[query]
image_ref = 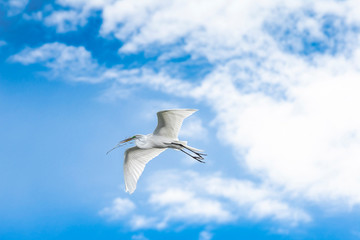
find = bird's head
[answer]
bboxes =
[106,135,138,154]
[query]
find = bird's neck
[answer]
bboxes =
[135,134,151,149]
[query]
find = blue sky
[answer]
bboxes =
[2,0,360,239]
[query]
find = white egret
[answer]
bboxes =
[107,109,206,194]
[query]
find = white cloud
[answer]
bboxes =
[129,215,163,230]
[40,0,111,33]
[199,230,213,240]
[192,54,360,206]
[201,173,311,225]
[131,233,149,240]
[8,42,200,88]
[23,11,43,21]
[56,0,109,9]
[97,83,133,102]
[44,10,87,33]
[9,42,106,83]
[97,0,360,58]
[0,40,6,47]
[147,170,309,227]
[2,0,29,16]
[179,117,208,140]
[102,67,194,95]
[149,188,232,224]
[99,197,135,220]
[100,170,309,230]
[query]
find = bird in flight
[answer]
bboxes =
[107,109,206,194]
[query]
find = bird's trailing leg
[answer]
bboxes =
[179,149,205,163]
[170,142,206,163]
[175,143,207,157]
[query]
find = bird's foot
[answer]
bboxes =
[193,154,205,163]
[194,157,205,163]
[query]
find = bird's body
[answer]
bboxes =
[132,133,201,151]
[133,134,171,149]
[107,109,206,194]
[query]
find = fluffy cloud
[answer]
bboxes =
[179,117,208,140]
[149,188,232,224]
[8,42,198,88]
[9,42,105,83]
[199,230,213,240]
[2,0,28,16]
[41,0,111,33]
[44,10,88,33]
[99,197,135,220]
[97,0,360,58]
[100,171,310,230]
[131,233,149,240]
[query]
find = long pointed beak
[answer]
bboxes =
[106,137,134,155]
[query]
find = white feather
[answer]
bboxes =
[153,109,197,139]
[124,147,165,194]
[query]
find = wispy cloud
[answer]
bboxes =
[39,0,110,33]
[149,188,232,224]
[129,215,163,230]
[199,230,213,240]
[44,10,87,33]
[131,233,149,240]
[100,170,310,229]
[2,0,28,16]
[99,197,135,220]
[0,40,6,47]
[179,117,208,140]
[9,42,106,83]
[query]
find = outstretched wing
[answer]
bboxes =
[153,109,197,139]
[124,147,166,194]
